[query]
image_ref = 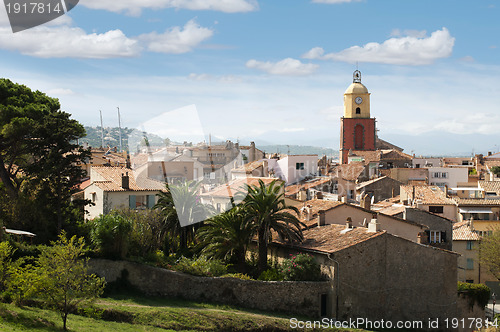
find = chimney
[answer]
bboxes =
[346,217,353,229]
[360,194,371,210]
[488,151,492,156]
[367,217,380,233]
[317,210,326,226]
[417,232,428,244]
[412,186,416,205]
[121,172,130,190]
[444,185,449,197]
[304,205,312,221]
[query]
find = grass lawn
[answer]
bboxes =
[0,293,361,331]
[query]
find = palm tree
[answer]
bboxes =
[197,206,254,271]
[154,180,209,252]
[242,179,304,273]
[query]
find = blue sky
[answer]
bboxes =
[0,0,499,155]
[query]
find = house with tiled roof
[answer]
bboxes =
[400,184,458,221]
[356,176,401,203]
[292,199,427,243]
[265,221,458,324]
[266,155,319,185]
[231,160,268,179]
[452,220,498,288]
[83,166,166,219]
[284,177,334,200]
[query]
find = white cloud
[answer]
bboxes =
[246,58,319,76]
[0,26,140,58]
[390,29,427,38]
[302,28,455,65]
[80,0,259,15]
[311,0,360,3]
[0,17,212,58]
[139,20,213,54]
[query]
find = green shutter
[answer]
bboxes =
[129,195,136,209]
[147,195,155,208]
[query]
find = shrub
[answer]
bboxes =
[174,256,227,277]
[457,282,491,308]
[258,268,284,281]
[280,253,323,281]
[221,273,253,280]
[90,212,132,259]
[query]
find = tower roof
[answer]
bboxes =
[345,82,368,94]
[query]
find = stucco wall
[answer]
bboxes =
[88,259,331,318]
[357,176,401,203]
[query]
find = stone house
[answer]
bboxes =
[290,199,427,243]
[267,221,458,325]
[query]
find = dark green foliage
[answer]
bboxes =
[491,166,500,176]
[242,179,304,273]
[458,282,491,308]
[258,268,284,281]
[90,212,133,259]
[0,78,90,241]
[479,228,500,280]
[197,207,254,269]
[280,253,323,281]
[174,256,227,277]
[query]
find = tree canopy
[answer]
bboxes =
[0,78,90,239]
[479,228,500,280]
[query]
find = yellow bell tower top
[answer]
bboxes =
[343,70,371,118]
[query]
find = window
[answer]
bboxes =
[355,107,361,114]
[441,172,448,178]
[91,192,96,202]
[296,162,304,170]
[433,172,441,178]
[429,231,441,243]
[466,258,474,270]
[466,279,474,283]
[429,206,444,214]
[129,195,156,209]
[415,164,420,168]
[466,241,473,250]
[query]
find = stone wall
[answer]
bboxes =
[88,259,331,318]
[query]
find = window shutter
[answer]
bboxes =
[147,195,155,208]
[441,231,446,243]
[425,230,430,243]
[129,195,136,209]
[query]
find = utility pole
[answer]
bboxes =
[117,107,122,152]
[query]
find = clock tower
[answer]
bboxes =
[339,70,376,164]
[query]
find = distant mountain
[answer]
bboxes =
[81,126,166,149]
[258,145,338,157]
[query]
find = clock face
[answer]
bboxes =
[355,96,363,105]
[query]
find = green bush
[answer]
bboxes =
[458,282,491,308]
[280,253,323,281]
[90,213,132,259]
[221,273,253,280]
[174,256,227,277]
[258,268,284,281]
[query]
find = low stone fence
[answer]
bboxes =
[88,259,331,318]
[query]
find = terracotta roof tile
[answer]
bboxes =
[91,166,165,192]
[377,204,406,216]
[452,221,481,241]
[274,224,385,254]
[333,162,366,181]
[401,185,456,205]
[452,197,500,206]
[285,177,332,196]
[478,181,500,195]
[200,177,281,199]
[233,160,265,173]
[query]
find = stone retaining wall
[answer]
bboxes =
[88,259,331,318]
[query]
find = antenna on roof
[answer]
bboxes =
[117,107,122,153]
[99,110,104,148]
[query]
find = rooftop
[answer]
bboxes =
[452,221,481,241]
[400,184,456,205]
[200,177,281,199]
[90,166,166,192]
